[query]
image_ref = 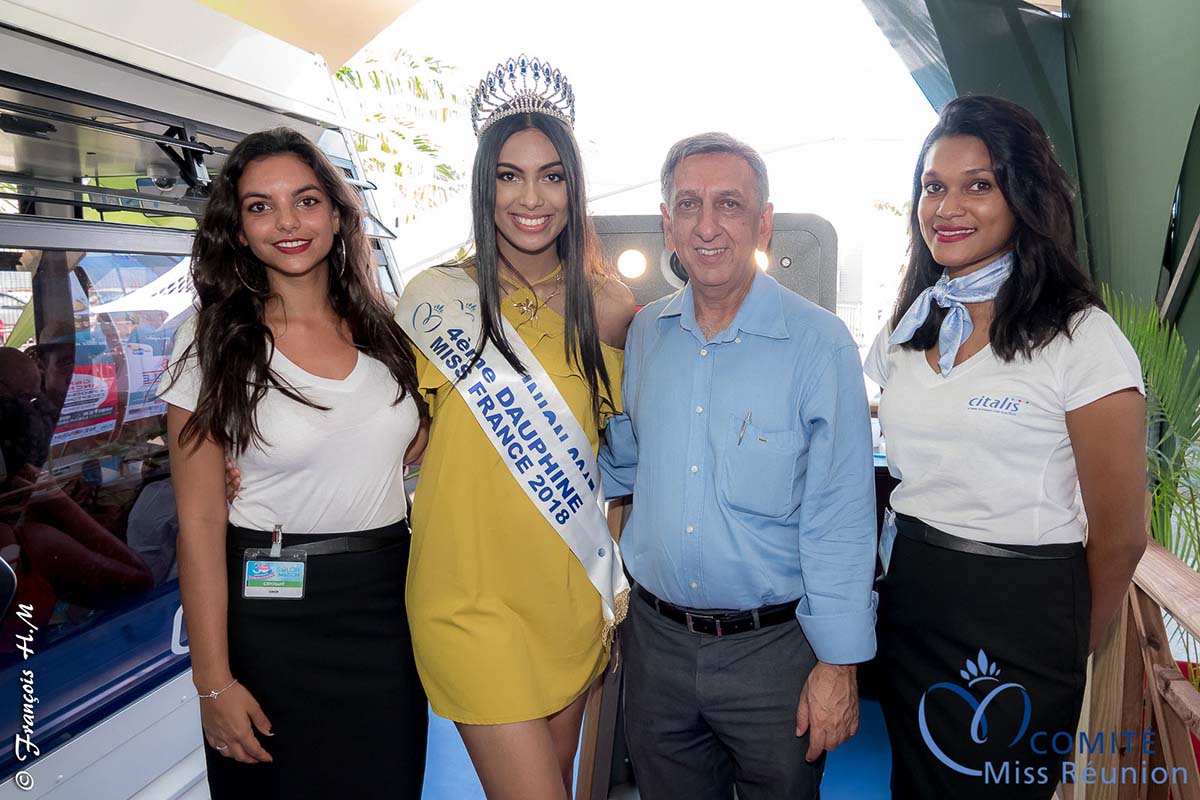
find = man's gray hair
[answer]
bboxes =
[660,132,770,209]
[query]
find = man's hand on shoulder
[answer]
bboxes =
[795,661,859,761]
[594,278,636,349]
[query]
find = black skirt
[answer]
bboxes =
[204,523,427,800]
[877,514,1090,800]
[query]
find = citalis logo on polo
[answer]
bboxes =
[967,395,1027,415]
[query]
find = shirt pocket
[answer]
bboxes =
[720,413,801,518]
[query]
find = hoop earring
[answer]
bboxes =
[336,235,347,279]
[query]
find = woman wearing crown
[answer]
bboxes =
[865,95,1148,798]
[396,56,635,799]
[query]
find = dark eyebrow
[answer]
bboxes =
[922,167,994,180]
[239,184,323,202]
[717,190,747,200]
[496,161,564,172]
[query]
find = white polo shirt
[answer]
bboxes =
[159,317,417,534]
[865,307,1143,546]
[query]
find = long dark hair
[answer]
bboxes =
[467,112,612,418]
[174,127,418,452]
[890,95,1102,361]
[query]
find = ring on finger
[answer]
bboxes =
[215,744,229,752]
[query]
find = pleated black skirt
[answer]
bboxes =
[877,514,1090,800]
[204,525,427,800]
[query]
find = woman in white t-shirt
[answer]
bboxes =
[159,129,426,799]
[865,96,1147,799]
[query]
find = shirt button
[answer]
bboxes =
[690,465,699,473]
[700,348,708,357]
[695,405,704,414]
[735,337,742,344]
[690,581,698,589]
[686,525,695,534]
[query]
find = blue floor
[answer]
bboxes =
[419,699,891,799]
[821,699,892,800]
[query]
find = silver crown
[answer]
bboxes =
[470,55,575,138]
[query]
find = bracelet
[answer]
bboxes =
[198,678,238,700]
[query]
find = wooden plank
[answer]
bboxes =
[1132,539,1200,643]
[580,499,633,800]
[1146,733,1169,800]
[1082,599,1130,800]
[587,657,625,800]
[1160,211,1200,324]
[1152,664,1200,736]
[1119,594,1149,800]
[575,676,605,800]
[1130,586,1200,798]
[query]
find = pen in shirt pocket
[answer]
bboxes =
[737,411,752,446]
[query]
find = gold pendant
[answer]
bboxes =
[514,297,539,319]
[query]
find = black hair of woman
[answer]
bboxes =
[465,112,613,418]
[175,126,419,453]
[891,94,1103,361]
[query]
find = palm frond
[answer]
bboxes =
[1103,285,1200,565]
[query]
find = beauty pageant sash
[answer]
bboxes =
[398,267,629,645]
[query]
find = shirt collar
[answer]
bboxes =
[656,270,788,341]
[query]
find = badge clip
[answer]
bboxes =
[269,524,283,558]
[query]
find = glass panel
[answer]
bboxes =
[363,210,397,239]
[0,246,192,780]
[0,86,237,230]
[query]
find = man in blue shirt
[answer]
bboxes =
[601,132,877,800]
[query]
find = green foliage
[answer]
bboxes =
[333,48,466,226]
[1104,285,1200,685]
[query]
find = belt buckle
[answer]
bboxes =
[685,612,723,637]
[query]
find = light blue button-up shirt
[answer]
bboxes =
[600,271,877,664]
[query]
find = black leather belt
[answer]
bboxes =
[894,513,1084,560]
[227,520,410,557]
[634,584,799,637]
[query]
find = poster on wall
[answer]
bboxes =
[51,363,118,445]
[122,341,169,422]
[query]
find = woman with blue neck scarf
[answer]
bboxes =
[865,95,1147,799]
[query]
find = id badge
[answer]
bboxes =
[879,508,898,576]
[242,549,307,599]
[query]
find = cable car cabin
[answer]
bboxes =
[0,5,398,796]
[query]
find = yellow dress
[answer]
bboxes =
[406,266,623,724]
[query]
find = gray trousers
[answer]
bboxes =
[622,592,825,800]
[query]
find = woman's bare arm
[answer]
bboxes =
[594,278,636,349]
[1067,388,1147,651]
[168,405,273,763]
[168,404,232,689]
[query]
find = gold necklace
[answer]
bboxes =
[508,269,563,321]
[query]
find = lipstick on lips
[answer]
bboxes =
[933,225,976,244]
[511,213,551,234]
[273,238,313,255]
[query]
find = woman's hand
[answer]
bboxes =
[224,457,241,503]
[404,417,430,466]
[199,681,274,764]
